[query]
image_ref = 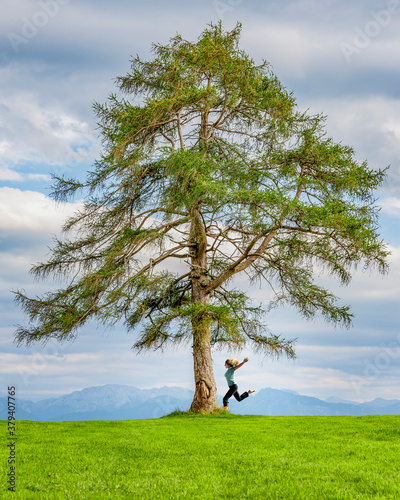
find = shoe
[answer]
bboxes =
[224,406,228,410]
[248,390,256,395]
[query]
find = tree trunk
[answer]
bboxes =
[190,319,219,412]
[189,206,219,412]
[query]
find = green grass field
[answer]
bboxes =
[2,413,400,499]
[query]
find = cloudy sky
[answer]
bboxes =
[1,0,400,405]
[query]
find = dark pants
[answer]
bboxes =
[223,384,249,407]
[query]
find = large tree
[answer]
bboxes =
[14,23,388,412]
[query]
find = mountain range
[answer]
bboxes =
[1,385,400,421]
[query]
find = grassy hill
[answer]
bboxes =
[1,413,400,499]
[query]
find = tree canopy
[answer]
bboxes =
[14,22,389,412]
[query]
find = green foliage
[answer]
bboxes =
[14,22,388,359]
[1,417,400,499]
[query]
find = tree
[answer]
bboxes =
[14,22,389,412]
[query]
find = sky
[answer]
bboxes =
[1,0,400,404]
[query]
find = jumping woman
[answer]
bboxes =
[223,357,256,410]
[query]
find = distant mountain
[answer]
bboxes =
[1,385,399,421]
[0,385,194,422]
[226,388,364,416]
[226,388,400,417]
[324,396,361,405]
[363,398,400,408]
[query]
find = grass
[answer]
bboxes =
[2,413,400,499]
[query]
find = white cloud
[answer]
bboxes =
[0,187,83,233]
[240,1,400,74]
[0,166,23,181]
[306,96,400,167]
[0,169,52,183]
[0,95,96,168]
[243,21,339,79]
[0,253,34,282]
[381,196,400,216]
[26,173,52,182]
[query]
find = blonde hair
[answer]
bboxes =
[226,358,240,367]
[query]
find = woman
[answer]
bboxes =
[223,357,256,410]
